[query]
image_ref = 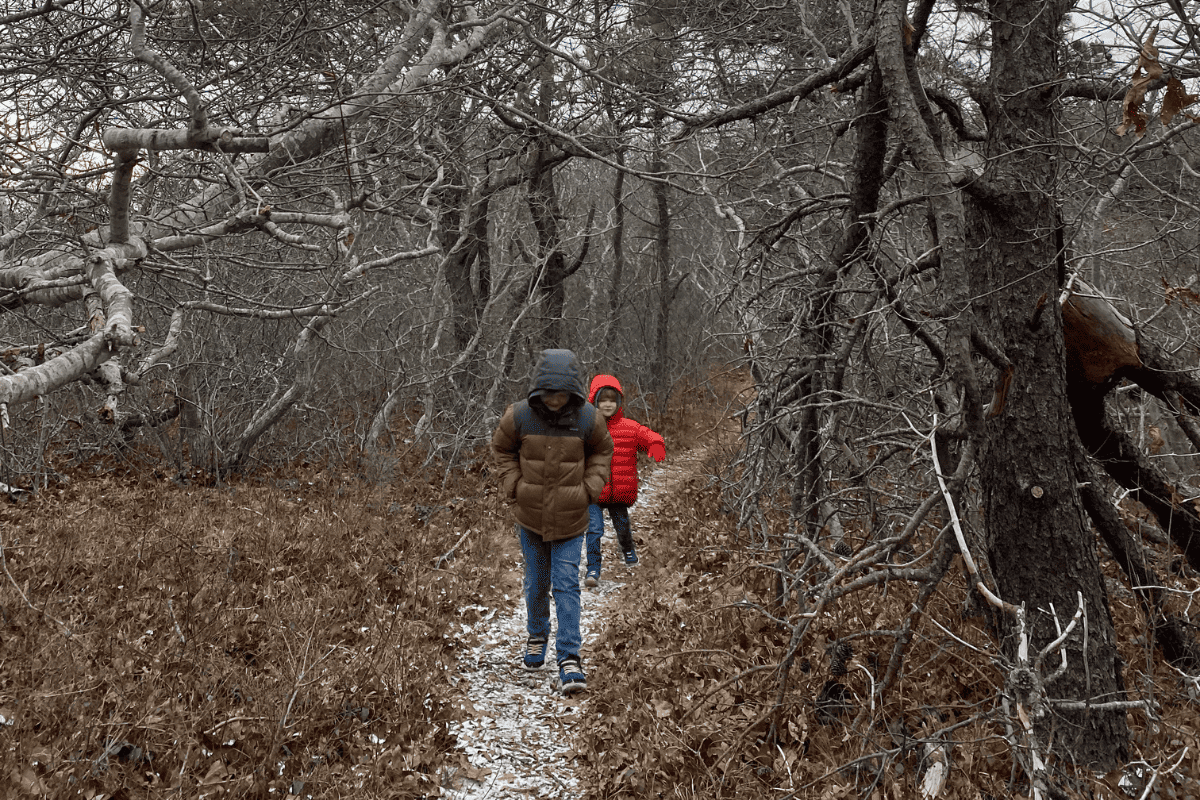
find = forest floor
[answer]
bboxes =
[3,383,1200,798]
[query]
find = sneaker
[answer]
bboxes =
[624,550,639,565]
[559,656,587,695]
[584,570,599,588]
[522,637,548,671]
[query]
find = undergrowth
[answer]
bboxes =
[572,445,1200,799]
[0,446,510,798]
[3,369,1199,799]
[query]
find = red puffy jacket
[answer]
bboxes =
[588,375,666,505]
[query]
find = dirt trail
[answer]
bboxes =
[441,451,700,799]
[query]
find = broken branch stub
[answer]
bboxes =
[1061,281,1141,389]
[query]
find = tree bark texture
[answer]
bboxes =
[966,0,1128,767]
[527,145,569,349]
[1077,457,1200,671]
[1060,281,1200,577]
[443,187,492,352]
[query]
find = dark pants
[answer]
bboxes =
[586,502,633,573]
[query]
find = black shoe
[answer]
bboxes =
[624,550,639,565]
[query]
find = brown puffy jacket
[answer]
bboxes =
[491,349,614,541]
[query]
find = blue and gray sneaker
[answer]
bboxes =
[623,549,639,565]
[584,569,600,588]
[559,656,587,695]
[522,637,548,671]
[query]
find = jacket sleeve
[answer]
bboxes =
[490,405,522,502]
[638,423,666,462]
[583,416,614,503]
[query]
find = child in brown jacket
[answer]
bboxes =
[491,349,613,694]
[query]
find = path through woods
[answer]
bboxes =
[442,450,703,799]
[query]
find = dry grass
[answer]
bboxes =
[0,448,511,798]
[2,373,1199,799]
[572,467,1200,798]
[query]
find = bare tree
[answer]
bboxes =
[675,0,1200,783]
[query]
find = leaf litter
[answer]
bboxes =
[4,385,1200,798]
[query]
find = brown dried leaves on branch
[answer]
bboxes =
[1162,76,1200,126]
[1162,276,1200,308]
[1117,29,1200,138]
[1117,30,1164,138]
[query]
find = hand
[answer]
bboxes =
[647,443,665,463]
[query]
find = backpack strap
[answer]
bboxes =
[511,400,531,440]
[577,403,598,438]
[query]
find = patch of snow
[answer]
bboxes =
[440,461,687,799]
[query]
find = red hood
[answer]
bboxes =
[588,374,625,422]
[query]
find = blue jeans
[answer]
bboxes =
[586,503,633,573]
[519,525,582,664]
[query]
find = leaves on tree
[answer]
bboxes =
[1116,29,1164,138]
[1161,77,1200,126]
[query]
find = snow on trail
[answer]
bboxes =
[442,454,693,799]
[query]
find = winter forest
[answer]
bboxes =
[3,0,1200,797]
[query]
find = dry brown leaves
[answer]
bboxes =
[569,470,1200,798]
[0,445,512,798]
[3,375,1199,799]
[1117,28,1200,138]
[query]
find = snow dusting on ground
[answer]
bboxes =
[440,456,690,799]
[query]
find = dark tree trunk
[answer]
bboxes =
[525,144,594,352]
[775,65,889,604]
[650,149,671,397]
[526,21,570,350]
[1076,404,1200,570]
[443,190,491,351]
[1076,454,1200,670]
[528,145,569,348]
[1056,272,1200,669]
[178,366,211,470]
[967,0,1127,767]
[1061,284,1200,570]
[604,149,626,355]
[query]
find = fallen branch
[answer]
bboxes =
[0,480,29,500]
[435,527,474,569]
[920,736,949,799]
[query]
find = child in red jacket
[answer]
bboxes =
[584,374,665,586]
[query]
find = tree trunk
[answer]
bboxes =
[1077,455,1200,671]
[966,0,1127,767]
[443,188,491,352]
[1051,278,1200,668]
[775,65,890,604]
[527,148,569,348]
[604,149,627,355]
[177,366,211,471]
[1060,282,1200,572]
[651,149,671,397]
